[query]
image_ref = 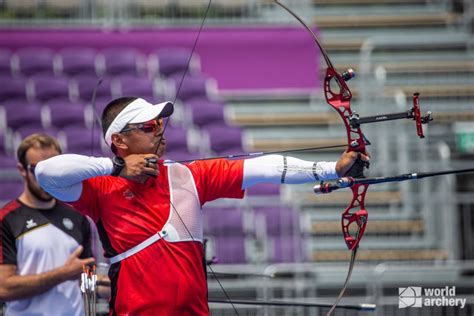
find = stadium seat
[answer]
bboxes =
[0,50,12,76]
[0,76,28,102]
[5,104,43,130]
[56,47,98,76]
[59,126,103,153]
[268,236,303,263]
[162,149,195,162]
[0,180,24,204]
[111,74,160,102]
[11,47,55,77]
[204,123,243,153]
[162,126,189,152]
[0,132,10,155]
[150,47,200,77]
[212,236,246,264]
[168,73,216,102]
[203,207,245,236]
[44,100,88,129]
[27,75,70,102]
[12,127,60,153]
[185,98,225,127]
[246,183,281,196]
[0,154,17,169]
[97,48,145,76]
[252,206,300,236]
[71,75,112,101]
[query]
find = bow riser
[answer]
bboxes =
[342,183,369,250]
[324,68,368,178]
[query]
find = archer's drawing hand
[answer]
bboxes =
[121,154,159,182]
[335,151,370,177]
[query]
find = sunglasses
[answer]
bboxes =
[120,118,164,134]
[26,164,36,175]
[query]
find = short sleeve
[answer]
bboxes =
[188,159,245,205]
[69,178,103,222]
[0,215,17,265]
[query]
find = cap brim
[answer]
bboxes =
[129,101,174,124]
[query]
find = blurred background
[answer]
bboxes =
[0,0,473,315]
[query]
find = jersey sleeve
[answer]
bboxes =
[69,178,105,222]
[188,159,245,205]
[0,214,17,265]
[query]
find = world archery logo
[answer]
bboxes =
[399,287,422,308]
[399,286,466,309]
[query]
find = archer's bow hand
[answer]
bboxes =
[335,150,370,178]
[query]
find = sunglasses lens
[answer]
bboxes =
[142,123,158,133]
[28,164,36,175]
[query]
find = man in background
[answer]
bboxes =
[0,133,95,316]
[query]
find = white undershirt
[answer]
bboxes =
[35,154,338,202]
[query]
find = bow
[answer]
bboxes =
[148,0,436,314]
[273,2,367,313]
[273,1,433,314]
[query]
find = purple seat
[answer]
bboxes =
[205,124,243,153]
[12,48,55,76]
[0,50,12,75]
[0,76,27,102]
[72,75,112,101]
[162,150,195,162]
[0,132,12,156]
[28,75,70,102]
[163,127,188,152]
[0,181,24,203]
[74,146,111,157]
[57,47,98,76]
[91,96,113,119]
[99,48,144,76]
[45,100,87,128]
[213,236,246,264]
[152,48,200,77]
[60,126,102,153]
[0,154,17,169]
[246,183,281,196]
[212,147,249,161]
[168,73,213,102]
[186,98,225,127]
[112,75,161,103]
[5,104,43,130]
[203,207,245,236]
[253,206,300,236]
[13,127,59,141]
[269,236,303,263]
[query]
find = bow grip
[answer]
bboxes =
[346,154,369,178]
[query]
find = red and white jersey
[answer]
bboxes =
[71,159,244,316]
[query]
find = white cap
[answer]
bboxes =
[104,98,174,146]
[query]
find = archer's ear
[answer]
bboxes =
[17,162,27,179]
[111,133,128,151]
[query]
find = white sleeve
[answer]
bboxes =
[242,154,338,189]
[35,154,114,202]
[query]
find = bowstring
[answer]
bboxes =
[152,1,240,315]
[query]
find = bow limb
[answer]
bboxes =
[274,1,370,315]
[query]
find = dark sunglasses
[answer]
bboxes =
[26,164,36,175]
[120,118,164,134]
